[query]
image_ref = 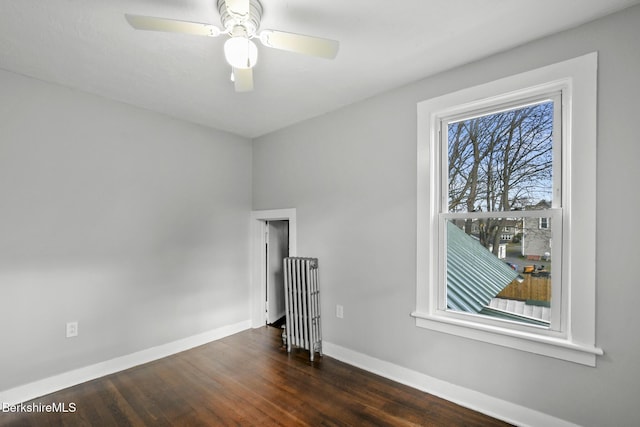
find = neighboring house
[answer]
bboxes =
[492,219,520,259]
[497,219,520,242]
[451,218,519,241]
[521,200,552,260]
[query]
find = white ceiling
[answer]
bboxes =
[1,0,638,138]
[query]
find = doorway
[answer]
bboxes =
[266,220,289,325]
[250,209,297,328]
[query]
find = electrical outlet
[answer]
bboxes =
[66,321,78,338]
[336,304,344,319]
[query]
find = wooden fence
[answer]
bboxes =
[497,273,551,302]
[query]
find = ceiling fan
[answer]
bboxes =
[125,0,339,92]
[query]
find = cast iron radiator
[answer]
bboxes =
[283,257,322,361]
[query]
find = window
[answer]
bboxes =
[443,96,559,328]
[413,53,603,366]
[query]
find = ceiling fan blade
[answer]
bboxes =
[233,67,254,92]
[225,0,250,19]
[259,30,339,59]
[125,14,221,37]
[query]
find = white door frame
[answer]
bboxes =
[250,208,297,328]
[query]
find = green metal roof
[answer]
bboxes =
[446,221,520,313]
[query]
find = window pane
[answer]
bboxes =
[447,101,555,213]
[446,218,552,327]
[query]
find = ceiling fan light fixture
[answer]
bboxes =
[125,0,338,92]
[224,36,258,69]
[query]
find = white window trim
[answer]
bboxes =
[413,53,603,366]
[539,217,549,229]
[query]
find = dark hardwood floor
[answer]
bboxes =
[1,327,512,426]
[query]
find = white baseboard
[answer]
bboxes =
[322,341,579,427]
[0,320,251,406]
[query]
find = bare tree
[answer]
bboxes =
[448,101,554,254]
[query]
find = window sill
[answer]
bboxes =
[411,311,603,366]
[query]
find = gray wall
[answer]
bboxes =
[0,70,252,390]
[253,5,640,427]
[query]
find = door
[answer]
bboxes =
[266,220,289,324]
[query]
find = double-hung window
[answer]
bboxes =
[413,53,603,366]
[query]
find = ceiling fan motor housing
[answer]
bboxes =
[217,0,263,36]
